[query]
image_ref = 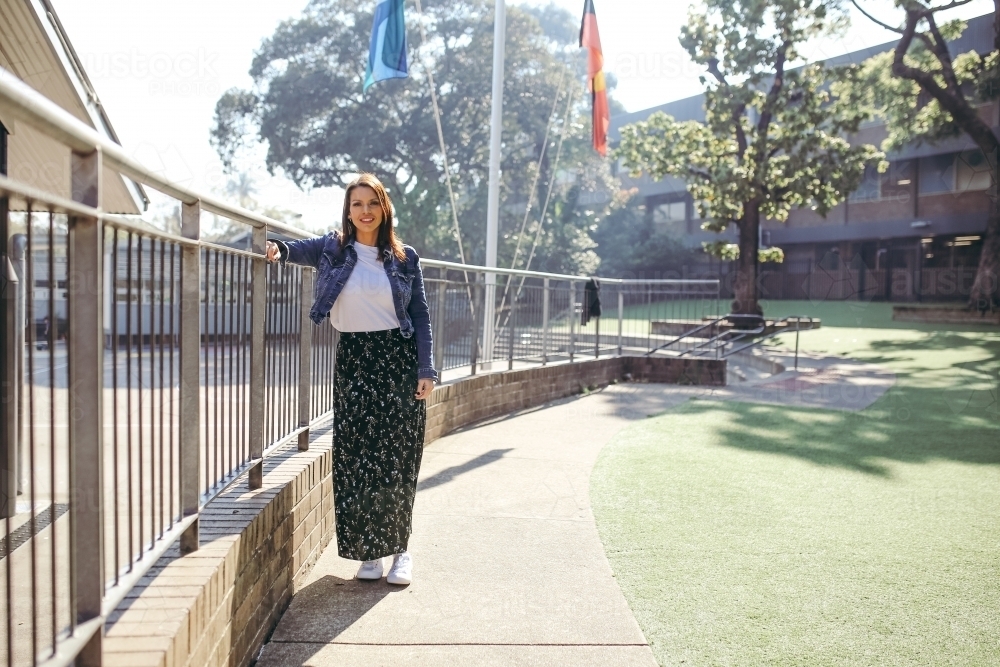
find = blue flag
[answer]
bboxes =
[364,0,408,93]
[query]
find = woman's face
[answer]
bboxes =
[349,185,384,235]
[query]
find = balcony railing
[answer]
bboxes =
[0,67,719,667]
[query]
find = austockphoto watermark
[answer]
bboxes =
[79,49,220,81]
[611,51,706,81]
[78,50,221,98]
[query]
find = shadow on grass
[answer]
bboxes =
[865,330,1000,356]
[680,379,999,477]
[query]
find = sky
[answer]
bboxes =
[51,0,995,230]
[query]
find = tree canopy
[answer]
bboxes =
[844,1,1000,309]
[616,0,882,315]
[211,0,625,277]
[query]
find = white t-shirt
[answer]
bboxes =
[328,243,399,333]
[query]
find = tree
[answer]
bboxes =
[846,1,1000,311]
[211,0,618,276]
[591,196,699,278]
[616,0,882,316]
[201,173,305,243]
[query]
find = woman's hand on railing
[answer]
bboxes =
[265,241,281,263]
[415,378,435,401]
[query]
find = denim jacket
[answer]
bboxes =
[273,232,438,382]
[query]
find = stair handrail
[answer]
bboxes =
[681,321,767,358]
[644,315,729,356]
[721,316,817,366]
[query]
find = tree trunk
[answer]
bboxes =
[890,8,1000,310]
[969,171,1000,311]
[732,200,763,315]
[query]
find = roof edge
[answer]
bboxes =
[30,0,150,211]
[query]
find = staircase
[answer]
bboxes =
[646,314,820,361]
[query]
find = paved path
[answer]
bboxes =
[256,352,894,667]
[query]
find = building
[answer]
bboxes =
[1,0,147,212]
[2,0,152,332]
[609,13,997,302]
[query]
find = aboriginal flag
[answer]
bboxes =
[580,0,609,156]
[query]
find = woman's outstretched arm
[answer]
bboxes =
[266,233,334,268]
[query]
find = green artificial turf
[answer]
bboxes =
[591,322,1000,666]
[759,299,1000,332]
[615,298,998,340]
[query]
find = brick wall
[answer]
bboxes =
[103,438,335,667]
[104,356,724,667]
[425,356,726,443]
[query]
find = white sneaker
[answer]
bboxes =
[386,552,412,585]
[356,558,384,580]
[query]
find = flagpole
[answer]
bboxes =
[481,0,505,370]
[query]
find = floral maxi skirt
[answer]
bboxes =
[333,328,426,561]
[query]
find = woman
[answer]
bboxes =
[266,173,436,585]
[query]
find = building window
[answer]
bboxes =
[850,160,913,203]
[652,201,686,224]
[918,150,991,195]
[849,164,881,202]
[918,153,955,194]
[956,149,992,191]
[882,160,913,201]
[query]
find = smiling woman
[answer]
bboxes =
[265,173,436,586]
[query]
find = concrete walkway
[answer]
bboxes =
[255,352,894,667]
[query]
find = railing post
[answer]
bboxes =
[248,226,267,488]
[10,236,24,496]
[470,276,482,376]
[0,120,18,520]
[507,280,516,371]
[68,148,104,665]
[594,315,600,359]
[297,268,314,451]
[179,201,201,554]
[434,272,447,373]
[617,289,623,356]
[569,281,577,363]
[541,277,550,365]
[0,204,17,519]
[794,318,800,371]
[646,283,652,354]
[481,271,496,370]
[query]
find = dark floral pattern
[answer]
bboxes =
[333,328,426,561]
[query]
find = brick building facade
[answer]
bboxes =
[609,14,998,303]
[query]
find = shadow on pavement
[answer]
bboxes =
[417,448,514,492]
[268,574,396,646]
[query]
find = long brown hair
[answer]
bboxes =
[340,173,406,261]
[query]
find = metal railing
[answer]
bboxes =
[0,67,719,666]
[422,264,721,375]
[647,313,817,367]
